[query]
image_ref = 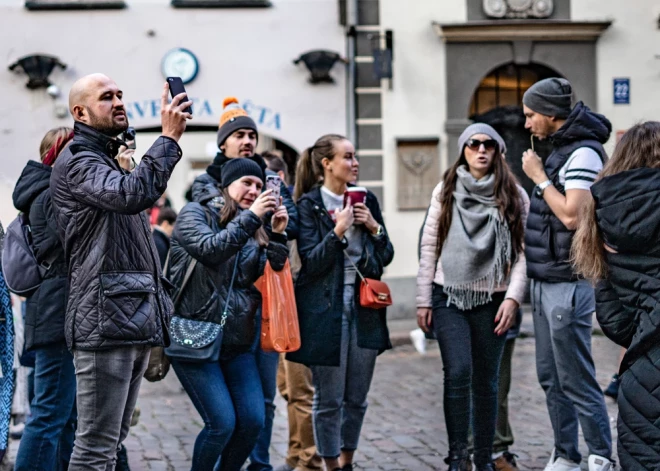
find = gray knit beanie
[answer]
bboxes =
[458,123,507,155]
[522,78,573,119]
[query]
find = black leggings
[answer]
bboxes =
[432,284,507,466]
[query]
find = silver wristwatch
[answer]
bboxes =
[537,180,552,196]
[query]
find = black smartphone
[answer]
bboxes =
[167,77,192,115]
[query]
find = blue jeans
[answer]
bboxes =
[14,343,77,471]
[172,352,265,471]
[311,285,378,459]
[532,280,612,463]
[15,343,76,471]
[432,285,507,466]
[248,349,279,471]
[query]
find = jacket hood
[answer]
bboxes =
[191,173,221,204]
[591,167,660,254]
[551,101,612,147]
[13,160,52,213]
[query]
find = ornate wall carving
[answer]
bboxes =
[483,0,554,19]
[396,138,440,210]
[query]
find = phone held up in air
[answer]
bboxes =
[265,175,282,202]
[167,77,192,115]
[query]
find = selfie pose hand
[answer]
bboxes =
[334,204,354,239]
[160,83,193,142]
[249,189,278,219]
[353,203,380,234]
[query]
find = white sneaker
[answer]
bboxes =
[551,457,581,471]
[409,328,427,354]
[588,454,613,471]
[544,449,556,471]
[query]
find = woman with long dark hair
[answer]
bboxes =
[12,127,77,471]
[287,134,394,471]
[416,123,529,471]
[167,158,289,471]
[572,121,660,470]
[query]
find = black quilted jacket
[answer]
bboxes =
[13,161,67,350]
[168,175,289,349]
[50,122,181,350]
[591,168,660,469]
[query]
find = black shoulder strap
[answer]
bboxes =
[171,208,214,308]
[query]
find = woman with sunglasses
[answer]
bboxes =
[416,123,529,471]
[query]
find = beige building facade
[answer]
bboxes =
[2,0,660,318]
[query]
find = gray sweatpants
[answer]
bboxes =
[531,279,612,463]
[69,345,150,471]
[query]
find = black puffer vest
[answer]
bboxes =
[525,102,611,282]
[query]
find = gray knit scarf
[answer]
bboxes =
[440,166,512,310]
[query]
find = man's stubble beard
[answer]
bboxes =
[88,109,129,137]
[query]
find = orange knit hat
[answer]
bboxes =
[216,96,258,147]
[218,97,249,128]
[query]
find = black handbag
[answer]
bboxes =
[165,254,239,363]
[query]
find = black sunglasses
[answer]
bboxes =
[465,138,498,151]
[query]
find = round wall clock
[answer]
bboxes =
[161,48,199,84]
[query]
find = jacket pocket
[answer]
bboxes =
[99,272,157,341]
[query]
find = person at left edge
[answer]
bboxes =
[50,73,191,471]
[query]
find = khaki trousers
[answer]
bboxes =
[277,357,323,471]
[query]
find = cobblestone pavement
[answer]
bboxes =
[7,335,621,471]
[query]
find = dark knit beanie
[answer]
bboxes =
[217,97,258,147]
[523,78,573,119]
[221,157,264,188]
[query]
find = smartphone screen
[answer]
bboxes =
[167,77,192,114]
[265,175,281,201]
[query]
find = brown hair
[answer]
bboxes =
[572,121,660,281]
[435,145,524,264]
[293,134,347,201]
[219,187,269,247]
[40,126,74,163]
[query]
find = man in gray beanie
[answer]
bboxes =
[521,78,614,471]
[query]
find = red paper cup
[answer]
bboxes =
[344,187,367,207]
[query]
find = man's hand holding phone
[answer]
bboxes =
[160,81,193,142]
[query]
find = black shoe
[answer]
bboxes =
[475,464,495,471]
[445,451,470,471]
[116,444,131,471]
[604,373,619,399]
[341,464,355,471]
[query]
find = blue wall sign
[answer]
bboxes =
[125,98,282,130]
[613,78,630,105]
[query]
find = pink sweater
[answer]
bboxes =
[416,181,530,308]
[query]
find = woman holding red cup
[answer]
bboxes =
[288,134,394,471]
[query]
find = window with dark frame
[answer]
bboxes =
[24,0,272,9]
[25,0,126,10]
[170,0,271,7]
[469,62,558,117]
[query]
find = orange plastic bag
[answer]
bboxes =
[254,259,301,353]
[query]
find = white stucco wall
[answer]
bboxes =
[0,0,346,225]
[379,0,465,279]
[572,0,660,148]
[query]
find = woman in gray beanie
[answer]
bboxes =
[416,123,529,471]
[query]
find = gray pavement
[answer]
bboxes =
[5,322,621,471]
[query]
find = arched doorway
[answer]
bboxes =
[468,62,560,194]
[132,125,299,210]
